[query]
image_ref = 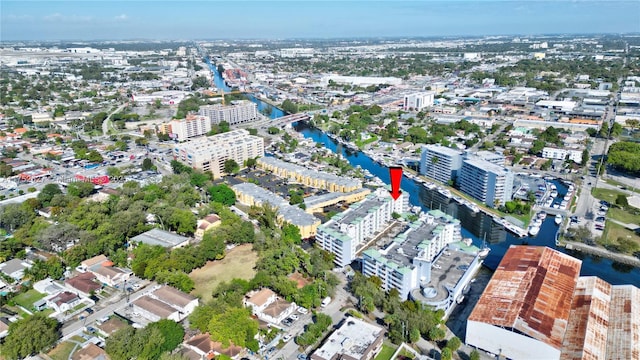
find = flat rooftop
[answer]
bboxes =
[259,156,361,189]
[423,144,463,158]
[462,157,509,175]
[413,249,478,304]
[130,228,189,248]
[312,317,385,360]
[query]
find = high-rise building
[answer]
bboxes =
[419,145,464,184]
[172,129,264,178]
[198,100,259,126]
[315,188,409,268]
[162,115,211,141]
[459,158,514,207]
[361,210,463,299]
[403,92,435,111]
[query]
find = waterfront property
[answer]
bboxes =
[172,129,264,178]
[232,182,320,238]
[459,157,514,208]
[256,156,362,193]
[466,245,640,360]
[315,188,409,267]
[419,145,463,184]
[198,100,259,125]
[160,114,211,141]
[303,188,371,213]
[361,209,463,299]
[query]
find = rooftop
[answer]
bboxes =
[247,288,276,307]
[312,317,385,360]
[152,285,197,308]
[462,157,510,175]
[130,228,189,248]
[133,295,178,318]
[423,144,463,158]
[468,246,581,350]
[258,156,361,189]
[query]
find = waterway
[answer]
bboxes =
[205,56,640,286]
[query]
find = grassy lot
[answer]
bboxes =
[592,188,626,203]
[48,341,78,360]
[375,344,397,360]
[13,289,46,310]
[598,221,640,255]
[608,207,640,225]
[189,244,258,302]
[604,178,639,193]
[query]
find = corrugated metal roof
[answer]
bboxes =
[561,276,611,360]
[468,245,581,350]
[606,285,640,360]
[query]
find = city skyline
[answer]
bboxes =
[2,1,639,41]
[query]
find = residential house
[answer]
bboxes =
[195,214,221,239]
[65,272,102,297]
[71,343,110,360]
[132,296,181,322]
[0,258,32,281]
[184,333,243,359]
[243,288,297,325]
[0,318,11,339]
[46,291,81,313]
[91,264,131,287]
[151,285,199,316]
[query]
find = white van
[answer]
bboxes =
[321,296,332,307]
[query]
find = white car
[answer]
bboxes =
[289,314,299,321]
[297,307,308,314]
[282,334,292,342]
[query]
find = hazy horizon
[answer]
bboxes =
[2,1,639,42]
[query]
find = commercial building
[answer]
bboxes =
[542,147,583,164]
[466,245,640,360]
[459,157,514,207]
[419,145,463,184]
[311,317,385,360]
[198,100,259,125]
[232,182,320,238]
[361,210,464,299]
[315,188,409,267]
[403,92,435,111]
[161,115,211,141]
[257,157,362,193]
[173,129,264,178]
[279,48,314,58]
[130,228,190,249]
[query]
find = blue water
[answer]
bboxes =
[204,55,640,287]
[205,57,285,119]
[292,122,640,287]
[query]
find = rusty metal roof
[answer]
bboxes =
[468,245,581,350]
[606,285,640,360]
[561,276,611,360]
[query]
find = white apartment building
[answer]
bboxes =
[542,147,583,164]
[315,188,409,268]
[198,100,259,125]
[362,210,462,299]
[403,92,435,111]
[172,129,264,178]
[420,145,464,184]
[279,48,314,58]
[459,158,514,208]
[165,115,211,141]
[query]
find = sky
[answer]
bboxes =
[1,1,639,41]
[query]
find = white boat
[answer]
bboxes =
[550,184,557,190]
[550,190,558,198]
[424,182,437,190]
[437,188,452,198]
[555,214,563,225]
[478,247,490,258]
[563,195,571,201]
[544,198,554,207]
[538,212,547,220]
[528,225,540,236]
[463,238,473,246]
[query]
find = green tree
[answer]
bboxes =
[86,150,103,163]
[599,122,610,138]
[446,336,461,351]
[147,320,185,354]
[470,349,481,360]
[155,270,194,292]
[37,183,62,206]
[208,184,236,205]
[208,307,258,348]
[281,99,298,114]
[581,149,590,166]
[142,158,154,171]
[616,194,629,209]
[67,181,95,197]
[223,159,240,174]
[441,348,452,360]
[0,162,13,177]
[1,314,60,359]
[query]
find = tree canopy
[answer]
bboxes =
[1,314,60,359]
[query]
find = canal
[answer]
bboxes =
[205,56,640,286]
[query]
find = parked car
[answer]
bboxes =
[282,334,292,342]
[297,307,308,314]
[289,314,299,321]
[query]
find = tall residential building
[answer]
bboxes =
[459,157,514,207]
[361,210,463,299]
[419,145,464,184]
[198,100,259,126]
[163,115,211,141]
[315,188,409,268]
[172,129,264,178]
[403,92,435,111]
[467,245,640,360]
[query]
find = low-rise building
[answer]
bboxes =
[311,317,385,360]
[243,288,296,325]
[195,214,222,239]
[0,258,32,281]
[232,182,320,238]
[151,285,199,316]
[132,285,198,322]
[46,291,81,313]
[71,343,109,360]
[132,296,181,322]
[65,272,102,297]
[184,333,243,359]
[542,146,583,164]
[130,228,190,249]
[257,157,362,193]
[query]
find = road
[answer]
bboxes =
[470,120,510,152]
[101,103,128,136]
